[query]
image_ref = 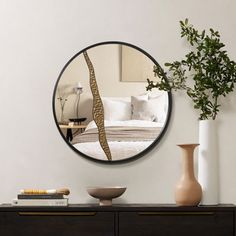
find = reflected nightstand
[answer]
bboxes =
[59,118,87,141]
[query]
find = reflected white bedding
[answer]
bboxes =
[86,120,163,130]
[74,140,153,161]
[73,120,163,161]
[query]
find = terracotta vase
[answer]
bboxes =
[175,144,202,206]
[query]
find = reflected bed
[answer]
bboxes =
[72,120,163,161]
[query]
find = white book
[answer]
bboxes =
[12,198,68,206]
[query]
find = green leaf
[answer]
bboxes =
[201,30,205,39]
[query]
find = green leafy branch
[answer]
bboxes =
[147,19,236,120]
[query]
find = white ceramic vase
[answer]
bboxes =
[198,120,219,205]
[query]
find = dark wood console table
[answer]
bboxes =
[0,204,235,236]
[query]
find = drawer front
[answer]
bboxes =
[119,211,234,236]
[0,211,115,236]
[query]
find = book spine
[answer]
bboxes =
[17,194,64,199]
[12,199,68,206]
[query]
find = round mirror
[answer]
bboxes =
[53,41,172,163]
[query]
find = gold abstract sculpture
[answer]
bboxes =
[83,51,112,161]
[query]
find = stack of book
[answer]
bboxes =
[12,190,69,206]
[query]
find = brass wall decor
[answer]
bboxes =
[52,41,172,164]
[83,51,112,161]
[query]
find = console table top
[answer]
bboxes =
[0,204,235,212]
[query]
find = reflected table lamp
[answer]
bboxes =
[69,82,86,124]
[74,82,83,120]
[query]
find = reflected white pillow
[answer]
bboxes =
[130,95,148,115]
[131,95,154,121]
[102,98,131,121]
[148,93,168,123]
[131,94,167,122]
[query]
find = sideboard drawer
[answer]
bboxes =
[119,211,234,236]
[0,211,115,236]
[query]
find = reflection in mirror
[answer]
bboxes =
[53,42,172,163]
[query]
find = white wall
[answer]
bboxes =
[0,0,236,204]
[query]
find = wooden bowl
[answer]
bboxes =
[87,186,126,206]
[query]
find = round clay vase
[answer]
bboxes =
[175,144,202,206]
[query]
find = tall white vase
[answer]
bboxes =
[198,120,219,205]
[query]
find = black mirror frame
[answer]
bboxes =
[52,41,172,164]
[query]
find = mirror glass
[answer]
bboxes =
[53,42,172,163]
